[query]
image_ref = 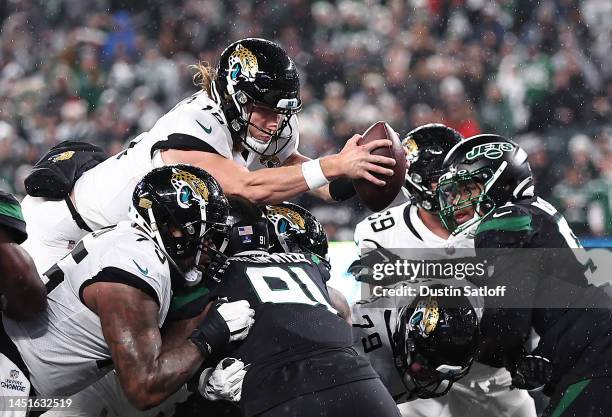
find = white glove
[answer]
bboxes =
[217,299,255,342]
[198,358,247,402]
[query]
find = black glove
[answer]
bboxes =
[510,354,553,390]
[329,178,356,201]
[188,300,254,357]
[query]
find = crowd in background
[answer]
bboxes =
[0,0,610,239]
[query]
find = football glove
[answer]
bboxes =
[189,300,255,356]
[510,354,553,391]
[198,358,247,402]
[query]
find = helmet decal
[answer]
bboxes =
[267,206,306,229]
[403,137,419,163]
[228,44,259,84]
[466,142,514,160]
[138,197,153,209]
[50,150,75,162]
[170,168,209,208]
[409,297,440,337]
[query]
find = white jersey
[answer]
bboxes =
[73,90,299,230]
[352,203,535,417]
[3,221,172,397]
[354,201,475,254]
[351,278,484,403]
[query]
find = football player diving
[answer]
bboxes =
[20,37,392,417]
[194,197,401,417]
[0,192,46,417]
[352,124,537,417]
[3,166,255,413]
[437,134,612,417]
[22,37,395,275]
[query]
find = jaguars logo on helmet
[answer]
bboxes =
[170,168,210,208]
[265,202,329,269]
[130,165,229,288]
[409,297,440,337]
[227,44,259,85]
[401,124,463,212]
[213,38,302,156]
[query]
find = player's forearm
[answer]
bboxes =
[130,341,206,410]
[282,152,335,202]
[0,243,46,319]
[237,155,341,204]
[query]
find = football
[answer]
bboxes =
[352,121,407,212]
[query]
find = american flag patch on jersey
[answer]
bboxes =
[238,226,253,235]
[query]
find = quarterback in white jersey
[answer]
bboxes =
[352,124,536,417]
[5,166,255,414]
[22,38,395,275]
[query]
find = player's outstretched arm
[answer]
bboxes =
[83,282,254,410]
[0,228,46,320]
[161,135,395,204]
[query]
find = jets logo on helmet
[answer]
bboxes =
[466,142,514,160]
[438,134,533,235]
[227,44,259,85]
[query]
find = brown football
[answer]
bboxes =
[352,121,407,212]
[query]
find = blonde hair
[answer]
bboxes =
[191,61,217,96]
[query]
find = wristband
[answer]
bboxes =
[329,178,357,201]
[301,159,330,190]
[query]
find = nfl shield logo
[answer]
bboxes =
[10,369,19,379]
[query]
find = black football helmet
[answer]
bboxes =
[393,287,480,398]
[402,124,463,212]
[213,38,302,156]
[265,202,330,269]
[437,134,533,234]
[129,165,229,288]
[224,196,270,256]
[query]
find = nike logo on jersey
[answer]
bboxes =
[492,211,513,218]
[196,120,212,134]
[132,260,149,277]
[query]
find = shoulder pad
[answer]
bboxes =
[153,104,232,159]
[475,205,534,249]
[476,204,533,235]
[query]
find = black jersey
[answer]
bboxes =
[209,252,378,417]
[474,197,612,393]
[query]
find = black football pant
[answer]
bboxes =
[255,377,401,417]
[543,377,612,417]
